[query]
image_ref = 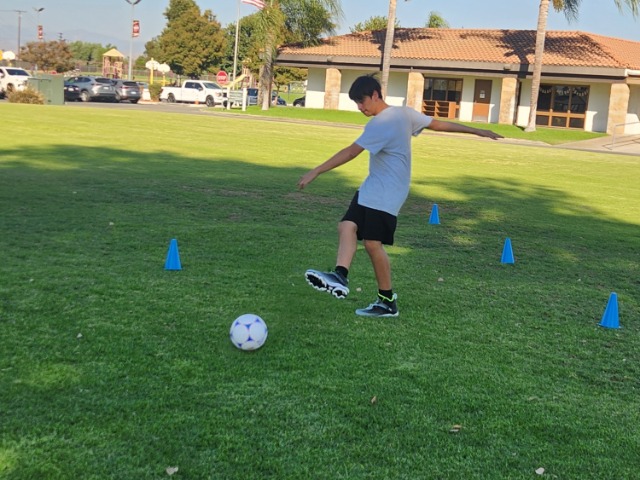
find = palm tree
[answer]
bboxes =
[381,0,416,98]
[380,0,397,99]
[525,0,639,132]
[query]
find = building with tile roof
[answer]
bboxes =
[277,29,640,134]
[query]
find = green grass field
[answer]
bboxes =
[220,105,606,145]
[1,104,639,479]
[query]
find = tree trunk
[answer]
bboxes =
[525,0,550,132]
[380,0,397,99]
[260,43,273,110]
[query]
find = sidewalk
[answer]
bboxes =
[559,134,640,156]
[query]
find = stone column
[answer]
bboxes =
[323,68,341,110]
[499,77,517,125]
[406,71,425,112]
[607,83,630,135]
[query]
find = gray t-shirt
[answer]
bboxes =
[354,106,433,216]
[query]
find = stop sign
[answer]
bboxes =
[216,71,229,85]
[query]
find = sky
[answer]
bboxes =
[1,0,639,58]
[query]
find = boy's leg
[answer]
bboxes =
[363,239,391,290]
[304,220,356,299]
[354,238,398,317]
[336,220,358,269]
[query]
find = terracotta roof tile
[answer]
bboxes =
[278,29,640,70]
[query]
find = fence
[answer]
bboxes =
[610,121,640,150]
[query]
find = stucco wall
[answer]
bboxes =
[457,76,502,123]
[306,68,326,109]
[305,67,613,133]
[626,85,640,134]
[307,68,409,111]
[588,83,611,133]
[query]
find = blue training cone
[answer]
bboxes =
[501,237,514,264]
[429,204,440,225]
[599,292,620,329]
[164,238,182,270]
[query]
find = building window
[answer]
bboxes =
[535,84,589,129]
[423,78,462,118]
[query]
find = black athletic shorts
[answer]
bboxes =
[341,191,398,245]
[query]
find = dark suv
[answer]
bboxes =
[246,88,286,106]
[65,76,116,102]
[111,79,141,103]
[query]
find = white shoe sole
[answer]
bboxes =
[304,270,349,299]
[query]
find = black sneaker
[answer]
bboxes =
[304,269,349,299]
[355,294,399,317]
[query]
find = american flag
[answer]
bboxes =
[242,0,266,9]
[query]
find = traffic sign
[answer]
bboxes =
[216,71,229,85]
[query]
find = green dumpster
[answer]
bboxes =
[27,74,64,105]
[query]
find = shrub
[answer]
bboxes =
[8,87,45,104]
[149,83,163,102]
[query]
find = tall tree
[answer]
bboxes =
[380,0,413,98]
[156,0,226,78]
[350,16,398,33]
[525,0,639,132]
[380,0,397,99]
[255,0,341,109]
[221,13,262,77]
[21,40,74,73]
[68,41,116,65]
[426,11,449,28]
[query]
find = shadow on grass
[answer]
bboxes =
[1,143,639,478]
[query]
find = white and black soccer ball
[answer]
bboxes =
[229,314,268,351]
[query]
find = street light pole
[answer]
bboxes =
[33,7,44,41]
[125,0,141,80]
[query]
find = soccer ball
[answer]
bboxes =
[229,314,268,351]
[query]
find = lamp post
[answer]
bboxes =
[125,0,141,80]
[33,7,44,41]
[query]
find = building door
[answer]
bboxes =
[472,80,492,122]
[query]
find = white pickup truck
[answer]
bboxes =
[0,67,32,98]
[159,80,226,106]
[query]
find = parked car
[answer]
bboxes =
[0,67,31,98]
[159,80,226,106]
[293,96,305,107]
[65,76,117,102]
[247,88,258,106]
[272,94,287,106]
[111,79,141,103]
[63,81,80,102]
[246,88,287,106]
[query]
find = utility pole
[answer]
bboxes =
[0,10,27,59]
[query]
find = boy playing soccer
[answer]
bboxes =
[297,75,502,317]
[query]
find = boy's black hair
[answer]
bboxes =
[348,74,382,102]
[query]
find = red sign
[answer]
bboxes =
[37,25,43,40]
[132,20,140,37]
[216,71,229,85]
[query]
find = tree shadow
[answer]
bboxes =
[1,141,639,477]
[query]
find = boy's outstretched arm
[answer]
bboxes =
[427,119,504,140]
[297,143,364,190]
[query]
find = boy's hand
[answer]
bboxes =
[477,129,504,140]
[297,170,318,190]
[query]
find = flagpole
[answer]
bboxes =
[232,0,240,85]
